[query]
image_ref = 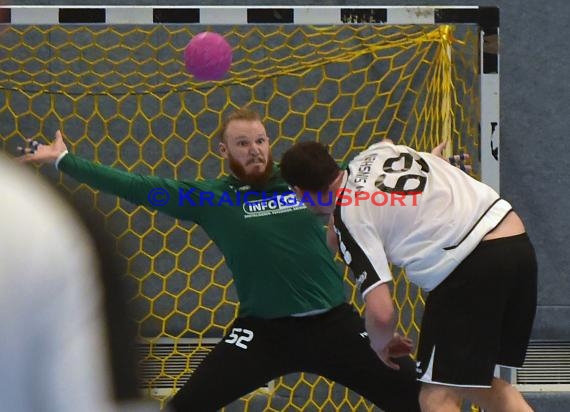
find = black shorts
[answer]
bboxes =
[416,233,537,388]
[170,303,420,412]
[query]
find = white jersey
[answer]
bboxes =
[0,155,115,412]
[333,141,512,293]
[0,156,160,412]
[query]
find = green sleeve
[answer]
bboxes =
[337,160,349,169]
[58,153,208,223]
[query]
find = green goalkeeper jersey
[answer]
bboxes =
[58,153,346,318]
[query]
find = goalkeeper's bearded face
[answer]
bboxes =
[219,119,273,186]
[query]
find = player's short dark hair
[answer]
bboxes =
[280,141,340,192]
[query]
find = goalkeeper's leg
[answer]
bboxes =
[168,317,293,412]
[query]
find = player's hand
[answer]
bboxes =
[18,129,68,164]
[376,333,414,370]
[431,140,472,174]
[386,333,413,357]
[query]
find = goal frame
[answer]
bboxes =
[1,4,501,191]
[0,2,502,399]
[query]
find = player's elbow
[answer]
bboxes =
[364,283,396,328]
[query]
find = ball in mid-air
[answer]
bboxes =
[184,32,232,81]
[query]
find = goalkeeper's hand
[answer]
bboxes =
[431,140,472,174]
[18,129,68,164]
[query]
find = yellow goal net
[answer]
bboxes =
[0,16,481,411]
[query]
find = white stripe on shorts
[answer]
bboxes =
[417,346,492,388]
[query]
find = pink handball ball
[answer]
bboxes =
[184,32,233,81]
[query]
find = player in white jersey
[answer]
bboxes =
[280,140,536,412]
[0,153,157,412]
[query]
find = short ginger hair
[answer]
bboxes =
[219,106,262,143]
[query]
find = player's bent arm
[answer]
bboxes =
[363,283,396,355]
[333,208,396,352]
[429,140,472,174]
[334,207,410,368]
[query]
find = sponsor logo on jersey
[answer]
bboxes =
[243,193,306,218]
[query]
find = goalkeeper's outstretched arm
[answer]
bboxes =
[17,129,207,222]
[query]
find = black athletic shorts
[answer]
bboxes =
[416,233,537,388]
